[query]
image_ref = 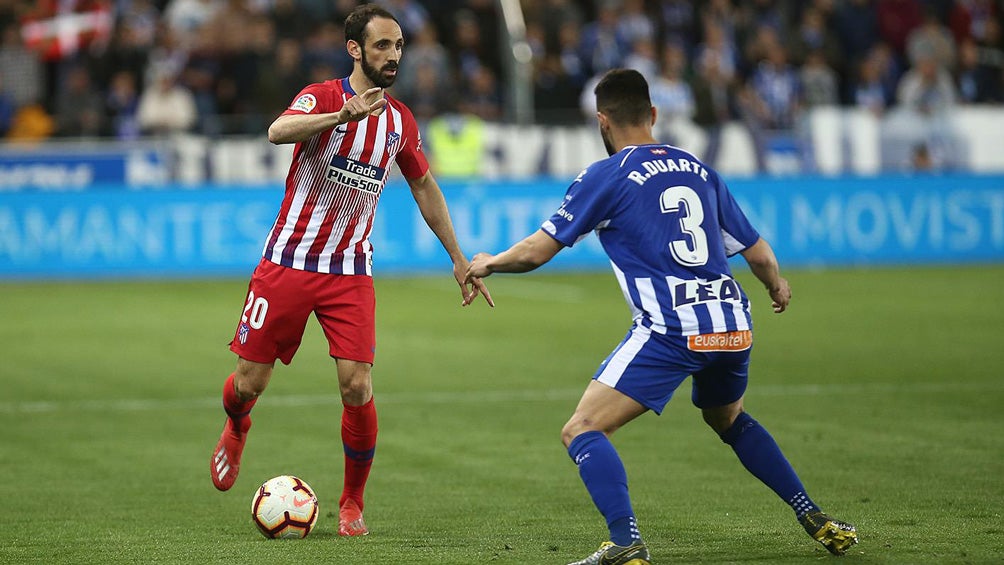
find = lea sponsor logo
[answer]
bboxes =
[672,277,742,308]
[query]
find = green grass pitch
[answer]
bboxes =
[2,265,1003,564]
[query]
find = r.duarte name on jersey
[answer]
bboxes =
[671,276,743,309]
[327,155,386,194]
[627,155,709,186]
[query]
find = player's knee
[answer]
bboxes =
[235,380,266,400]
[701,409,733,434]
[339,380,371,405]
[560,416,601,448]
[560,423,577,448]
[337,364,372,405]
[702,400,744,435]
[717,411,758,445]
[235,359,273,399]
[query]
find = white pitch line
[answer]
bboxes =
[0,381,1001,415]
[0,388,583,415]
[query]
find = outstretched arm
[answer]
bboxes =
[267,87,387,145]
[407,170,493,307]
[465,229,564,280]
[740,238,791,313]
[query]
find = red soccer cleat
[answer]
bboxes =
[338,499,369,536]
[210,416,251,491]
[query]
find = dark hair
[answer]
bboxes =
[594,69,652,126]
[344,4,399,45]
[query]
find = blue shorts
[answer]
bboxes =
[593,325,751,414]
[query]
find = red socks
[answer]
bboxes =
[222,373,376,510]
[222,373,256,431]
[340,397,378,510]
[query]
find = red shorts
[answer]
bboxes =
[229,259,376,365]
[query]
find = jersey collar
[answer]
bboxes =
[341,77,355,96]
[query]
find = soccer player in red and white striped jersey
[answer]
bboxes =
[210,4,493,537]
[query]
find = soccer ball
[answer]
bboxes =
[250,475,319,539]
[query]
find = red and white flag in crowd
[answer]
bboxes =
[21,0,113,61]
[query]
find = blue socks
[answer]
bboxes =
[566,413,817,546]
[567,431,641,546]
[720,412,820,518]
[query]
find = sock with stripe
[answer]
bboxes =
[222,373,256,432]
[720,411,820,518]
[340,397,378,510]
[567,431,642,546]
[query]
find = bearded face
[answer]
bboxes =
[360,46,399,88]
[600,122,616,156]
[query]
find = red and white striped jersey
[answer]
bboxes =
[262,77,429,276]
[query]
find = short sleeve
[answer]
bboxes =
[714,174,760,256]
[281,83,338,116]
[394,105,430,179]
[541,163,615,247]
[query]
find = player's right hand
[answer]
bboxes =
[337,87,387,123]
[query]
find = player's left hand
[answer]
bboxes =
[465,252,494,279]
[455,257,494,308]
[769,277,791,313]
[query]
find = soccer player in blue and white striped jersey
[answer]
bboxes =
[464,69,857,565]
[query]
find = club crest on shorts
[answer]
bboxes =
[386,131,401,154]
[238,322,250,344]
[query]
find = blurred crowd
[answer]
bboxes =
[0,0,1002,142]
[527,0,1003,128]
[0,0,503,139]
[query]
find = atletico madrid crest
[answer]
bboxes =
[386,132,401,154]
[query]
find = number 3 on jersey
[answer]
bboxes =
[242,291,269,330]
[660,185,709,267]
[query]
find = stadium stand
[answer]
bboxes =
[0,0,1002,174]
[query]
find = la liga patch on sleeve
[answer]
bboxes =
[290,93,317,113]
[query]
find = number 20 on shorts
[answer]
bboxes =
[242,291,269,330]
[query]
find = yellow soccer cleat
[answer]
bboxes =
[567,540,651,565]
[800,511,859,556]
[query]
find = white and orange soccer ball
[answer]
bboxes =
[250,475,319,539]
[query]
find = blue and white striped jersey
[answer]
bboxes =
[542,144,760,336]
